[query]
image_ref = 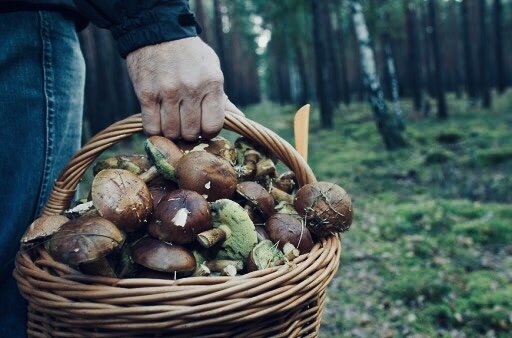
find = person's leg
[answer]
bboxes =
[0,10,85,337]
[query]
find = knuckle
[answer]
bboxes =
[138,90,158,106]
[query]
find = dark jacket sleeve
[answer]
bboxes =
[73,0,201,57]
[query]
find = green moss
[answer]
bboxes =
[424,149,455,164]
[436,131,464,144]
[454,218,512,245]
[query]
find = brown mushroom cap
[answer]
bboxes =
[21,215,69,243]
[46,216,125,266]
[236,181,275,219]
[131,237,196,276]
[148,189,212,244]
[148,180,179,207]
[273,171,297,194]
[176,151,237,201]
[265,213,314,254]
[92,169,153,232]
[176,136,237,165]
[293,181,353,236]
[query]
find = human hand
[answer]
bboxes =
[127,37,241,140]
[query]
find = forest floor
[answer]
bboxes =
[243,93,512,338]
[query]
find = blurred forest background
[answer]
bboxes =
[79,0,512,337]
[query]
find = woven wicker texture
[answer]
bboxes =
[14,112,342,337]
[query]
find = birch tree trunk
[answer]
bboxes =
[383,37,403,123]
[350,0,406,150]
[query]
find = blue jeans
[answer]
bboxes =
[0,10,85,337]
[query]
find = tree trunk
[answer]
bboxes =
[312,0,334,129]
[333,0,351,106]
[213,0,232,97]
[79,26,139,136]
[448,0,464,98]
[479,0,491,108]
[383,32,403,124]
[461,0,477,102]
[405,1,422,113]
[350,0,407,150]
[296,44,310,105]
[324,1,341,105]
[194,0,211,44]
[427,0,448,118]
[493,0,505,93]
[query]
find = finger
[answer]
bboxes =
[160,99,181,140]
[141,102,161,136]
[180,98,202,141]
[225,98,244,116]
[201,91,225,139]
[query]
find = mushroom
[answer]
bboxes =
[131,237,196,277]
[176,136,237,165]
[246,240,286,272]
[196,199,258,261]
[236,182,276,219]
[46,216,125,276]
[176,151,237,201]
[255,226,270,242]
[93,154,151,176]
[142,136,183,182]
[21,215,69,244]
[92,169,153,232]
[273,171,297,194]
[148,189,212,244]
[293,181,353,237]
[265,213,314,254]
[148,180,179,207]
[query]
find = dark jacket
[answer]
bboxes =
[0,0,200,57]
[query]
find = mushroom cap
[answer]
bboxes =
[93,154,151,176]
[176,136,237,165]
[148,189,212,244]
[92,169,153,232]
[273,171,297,194]
[246,240,286,272]
[176,151,237,201]
[210,199,258,261]
[236,181,275,219]
[148,180,179,207]
[46,216,125,266]
[145,136,183,180]
[265,213,314,254]
[21,215,69,243]
[293,181,353,236]
[131,237,196,276]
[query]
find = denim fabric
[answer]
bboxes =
[0,10,85,337]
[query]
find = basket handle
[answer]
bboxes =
[42,111,317,216]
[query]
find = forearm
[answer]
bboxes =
[73,0,200,57]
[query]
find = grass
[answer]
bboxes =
[78,91,512,337]
[242,92,512,337]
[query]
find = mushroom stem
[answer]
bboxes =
[255,158,276,178]
[205,259,244,272]
[137,166,159,182]
[283,242,300,261]
[197,228,227,248]
[221,265,238,277]
[192,263,211,277]
[270,186,294,204]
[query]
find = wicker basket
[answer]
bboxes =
[14,112,341,337]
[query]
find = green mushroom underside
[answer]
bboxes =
[144,140,177,181]
[253,240,285,269]
[211,199,258,261]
